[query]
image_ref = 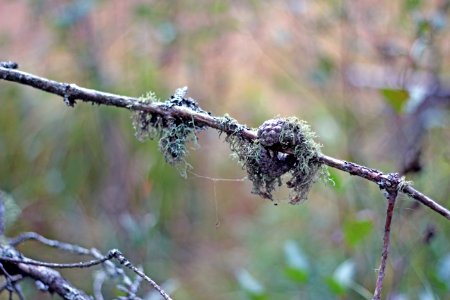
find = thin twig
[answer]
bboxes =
[0,253,111,269]
[16,261,91,300]
[0,275,23,295]
[0,193,4,237]
[109,249,173,300]
[9,232,91,255]
[0,248,173,300]
[127,268,144,299]
[318,155,450,219]
[93,270,106,300]
[0,64,449,220]
[0,263,25,300]
[0,246,91,300]
[9,231,142,298]
[373,189,397,300]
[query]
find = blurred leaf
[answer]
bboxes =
[416,19,432,37]
[419,289,435,300]
[120,213,157,247]
[283,240,309,283]
[235,269,267,300]
[284,267,308,283]
[380,89,409,113]
[326,259,355,296]
[437,253,450,287]
[405,85,427,113]
[0,191,21,229]
[404,0,422,11]
[157,21,177,44]
[343,219,373,247]
[310,56,335,85]
[334,259,355,287]
[325,277,346,296]
[55,0,96,28]
[423,109,448,129]
[211,1,229,14]
[284,240,309,270]
[134,3,153,19]
[430,12,447,31]
[45,168,65,195]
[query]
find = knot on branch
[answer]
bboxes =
[378,173,412,195]
[227,117,328,204]
[0,61,18,69]
[63,84,76,107]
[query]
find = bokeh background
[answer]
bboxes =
[1,1,450,299]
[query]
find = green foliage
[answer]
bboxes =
[325,277,347,296]
[343,219,374,247]
[54,0,96,29]
[326,260,356,296]
[380,88,409,113]
[436,253,450,289]
[310,56,335,85]
[283,240,309,283]
[235,269,268,300]
[404,0,422,11]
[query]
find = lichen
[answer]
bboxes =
[131,87,206,177]
[132,91,327,200]
[219,114,247,135]
[158,117,198,177]
[227,117,328,204]
[397,176,413,192]
[132,91,161,141]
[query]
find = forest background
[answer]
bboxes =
[0,1,449,299]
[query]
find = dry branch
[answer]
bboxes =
[373,184,398,300]
[0,245,91,300]
[0,240,173,300]
[1,62,449,219]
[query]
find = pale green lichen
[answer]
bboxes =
[131,88,205,177]
[226,117,328,204]
[158,118,198,177]
[397,176,413,192]
[132,91,161,141]
[132,91,327,199]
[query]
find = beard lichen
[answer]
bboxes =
[132,87,207,177]
[132,90,326,201]
[226,117,327,204]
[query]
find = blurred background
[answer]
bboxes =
[1,0,450,299]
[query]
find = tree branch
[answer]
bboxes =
[0,248,173,300]
[373,188,397,300]
[0,63,449,220]
[0,246,91,300]
[3,229,173,300]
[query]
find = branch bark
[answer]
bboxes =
[373,189,397,300]
[4,231,174,300]
[1,63,449,220]
[0,246,91,300]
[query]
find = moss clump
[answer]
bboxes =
[132,91,161,141]
[132,87,206,177]
[227,117,327,204]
